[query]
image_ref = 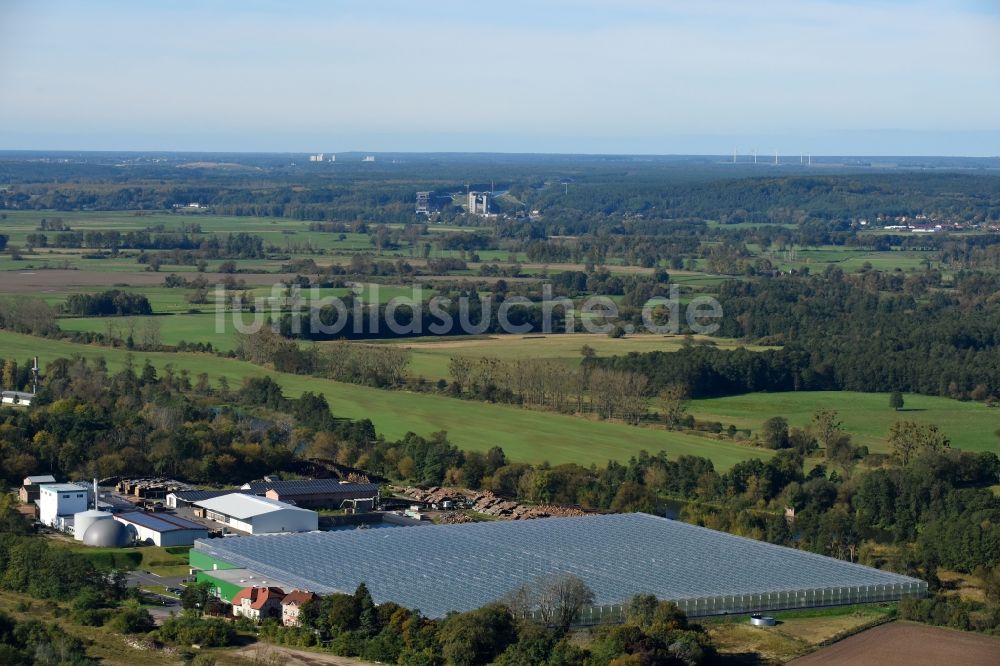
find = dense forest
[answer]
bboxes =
[594,269,1000,399]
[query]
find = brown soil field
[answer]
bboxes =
[0,269,280,292]
[790,621,1000,666]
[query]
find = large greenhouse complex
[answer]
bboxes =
[190,512,926,620]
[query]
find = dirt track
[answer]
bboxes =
[224,644,375,666]
[789,622,1000,666]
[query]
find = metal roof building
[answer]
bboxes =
[23,475,57,485]
[240,479,379,509]
[166,489,247,508]
[114,511,209,546]
[191,513,926,620]
[19,474,57,503]
[194,493,318,535]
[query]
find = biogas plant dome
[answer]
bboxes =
[82,518,133,548]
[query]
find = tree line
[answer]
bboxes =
[449,356,650,424]
[260,578,714,666]
[63,290,152,317]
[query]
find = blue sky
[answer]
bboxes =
[0,0,998,155]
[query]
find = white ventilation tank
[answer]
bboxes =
[74,509,112,541]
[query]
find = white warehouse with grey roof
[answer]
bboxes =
[190,512,926,619]
[194,493,318,534]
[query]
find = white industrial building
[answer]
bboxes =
[468,191,490,215]
[194,493,318,534]
[114,511,209,546]
[39,483,89,528]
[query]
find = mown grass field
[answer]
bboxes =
[0,329,768,469]
[690,391,1000,454]
[58,313,239,349]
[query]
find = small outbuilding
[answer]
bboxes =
[1,391,33,407]
[19,474,56,503]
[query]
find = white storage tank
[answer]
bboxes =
[74,509,112,541]
[749,614,777,627]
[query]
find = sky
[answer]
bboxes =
[0,0,998,155]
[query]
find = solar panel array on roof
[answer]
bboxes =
[243,479,379,496]
[193,513,926,618]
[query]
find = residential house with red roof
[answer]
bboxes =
[281,589,319,627]
[231,586,285,621]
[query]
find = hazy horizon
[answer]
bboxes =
[1,0,998,156]
[2,148,998,161]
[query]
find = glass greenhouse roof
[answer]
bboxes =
[192,512,924,618]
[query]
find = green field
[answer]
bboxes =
[691,391,1000,454]
[58,312,241,350]
[0,329,768,469]
[746,243,938,273]
[385,333,771,381]
[5,324,992,464]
